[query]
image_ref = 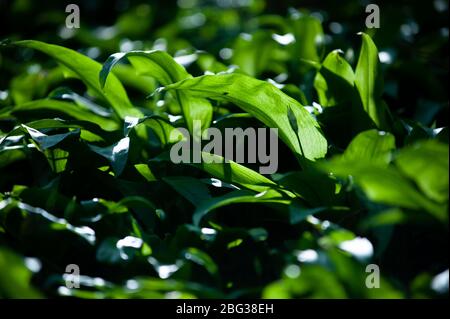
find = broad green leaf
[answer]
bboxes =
[19,125,75,173]
[44,148,69,173]
[99,51,189,89]
[321,161,446,221]
[281,84,309,106]
[0,99,119,131]
[321,130,434,217]
[10,67,64,105]
[395,140,449,203]
[279,170,338,206]
[162,73,327,161]
[88,137,130,176]
[99,51,212,132]
[315,49,379,147]
[111,64,157,94]
[314,49,355,107]
[342,129,396,165]
[196,152,281,193]
[14,40,140,119]
[151,151,286,195]
[0,118,113,144]
[287,106,300,139]
[49,87,112,117]
[21,124,79,150]
[354,33,389,129]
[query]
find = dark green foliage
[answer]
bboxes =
[0,0,448,299]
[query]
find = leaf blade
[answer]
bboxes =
[15,40,140,119]
[163,73,327,161]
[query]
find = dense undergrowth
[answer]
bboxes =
[0,0,448,298]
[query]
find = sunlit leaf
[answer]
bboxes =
[354,33,389,130]
[163,73,327,161]
[99,51,212,132]
[395,140,449,203]
[15,40,140,118]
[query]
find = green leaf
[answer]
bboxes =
[279,169,338,206]
[100,51,189,89]
[88,137,130,176]
[21,124,79,150]
[163,176,212,206]
[342,129,396,166]
[134,164,157,182]
[287,106,300,138]
[322,131,446,220]
[9,67,64,105]
[354,33,389,129]
[196,152,281,193]
[288,200,329,224]
[44,148,69,173]
[314,49,355,107]
[49,87,112,117]
[321,161,446,221]
[99,51,212,133]
[193,189,290,226]
[152,151,289,196]
[111,64,157,94]
[395,140,449,203]
[0,99,119,131]
[124,115,183,146]
[0,118,113,144]
[18,125,75,173]
[14,40,140,118]
[162,73,327,161]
